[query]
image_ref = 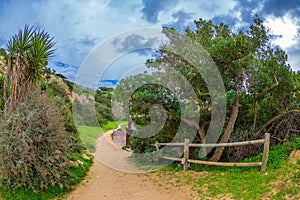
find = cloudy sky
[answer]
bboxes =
[0,0,299,85]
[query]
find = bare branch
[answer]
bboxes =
[256,109,300,135]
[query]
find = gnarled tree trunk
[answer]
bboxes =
[210,95,240,162]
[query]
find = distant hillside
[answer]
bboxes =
[61,78,115,127]
[0,54,115,127]
[48,61,118,88]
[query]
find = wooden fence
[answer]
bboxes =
[154,133,270,173]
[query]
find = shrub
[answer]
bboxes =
[45,80,83,152]
[0,87,74,192]
[132,146,180,167]
[0,153,93,200]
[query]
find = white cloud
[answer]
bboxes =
[265,14,299,49]
[0,0,150,66]
[1,0,299,74]
[181,0,235,16]
[156,0,236,26]
[264,14,300,70]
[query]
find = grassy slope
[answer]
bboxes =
[154,157,300,199]
[77,126,103,152]
[77,121,126,152]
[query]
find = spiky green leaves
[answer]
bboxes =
[4,25,55,110]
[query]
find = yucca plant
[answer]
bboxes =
[3,25,55,111]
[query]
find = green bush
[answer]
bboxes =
[132,146,180,167]
[244,137,300,169]
[0,153,93,200]
[0,87,74,192]
[45,79,83,152]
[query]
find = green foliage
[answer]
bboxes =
[0,153,93,200]
[95,87,114,124]
[0,87,74,192]
[133,151,163,166]
[0,48,6,57]
[4,25,55,110]
[47,81,68,100]
[191,167,278,199]
[95,87,113,106]
[64,79,74,92]
[76,126,103,152]
[161,138,300,199]
[0,25,92,199]
[100,120,119,131]
[118,17,299,162]
[76,121,125,152]
[45,79,83,152]
[7,25,55,73]
[73,98,99,126]
[128,83,181,153]
[244,137,300,169]
[132,147,178,168]
[72,86,114,127]
[95,102,113,125]
[63,153,93,186]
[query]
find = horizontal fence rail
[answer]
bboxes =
[154,133,270,173]
[188,139,265,148]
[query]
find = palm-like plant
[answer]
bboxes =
[3,25,55,110]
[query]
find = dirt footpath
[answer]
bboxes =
[65,131,197,200]
[66,160,183,200]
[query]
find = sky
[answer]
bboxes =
[0,0,300,86]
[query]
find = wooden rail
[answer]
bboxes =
[154,133,270,173]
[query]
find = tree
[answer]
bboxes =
[0,26,85,192]
[0,49,7,109]
[3,25,55,111]
[121,17,299,161]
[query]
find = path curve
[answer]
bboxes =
[94,130,145,173]
[65,130,189,200]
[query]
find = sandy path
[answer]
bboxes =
[65,130,192,200]
[94,130,144,173]
[65,160,176,200]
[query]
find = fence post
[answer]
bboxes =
[155,141,159,151]
[183,139,190,171]
[261,133,270,173]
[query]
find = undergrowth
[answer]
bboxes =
[0,153,93,200]
[158,137,300,199]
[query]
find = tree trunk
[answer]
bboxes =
[198,126,207,157]
[210,95,240,162]
[3,58,12,111]
[253,100,257,129]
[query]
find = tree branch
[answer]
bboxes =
[256,109,300,135]
[181,117,199,128]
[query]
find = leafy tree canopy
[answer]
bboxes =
[116,17,299,161]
